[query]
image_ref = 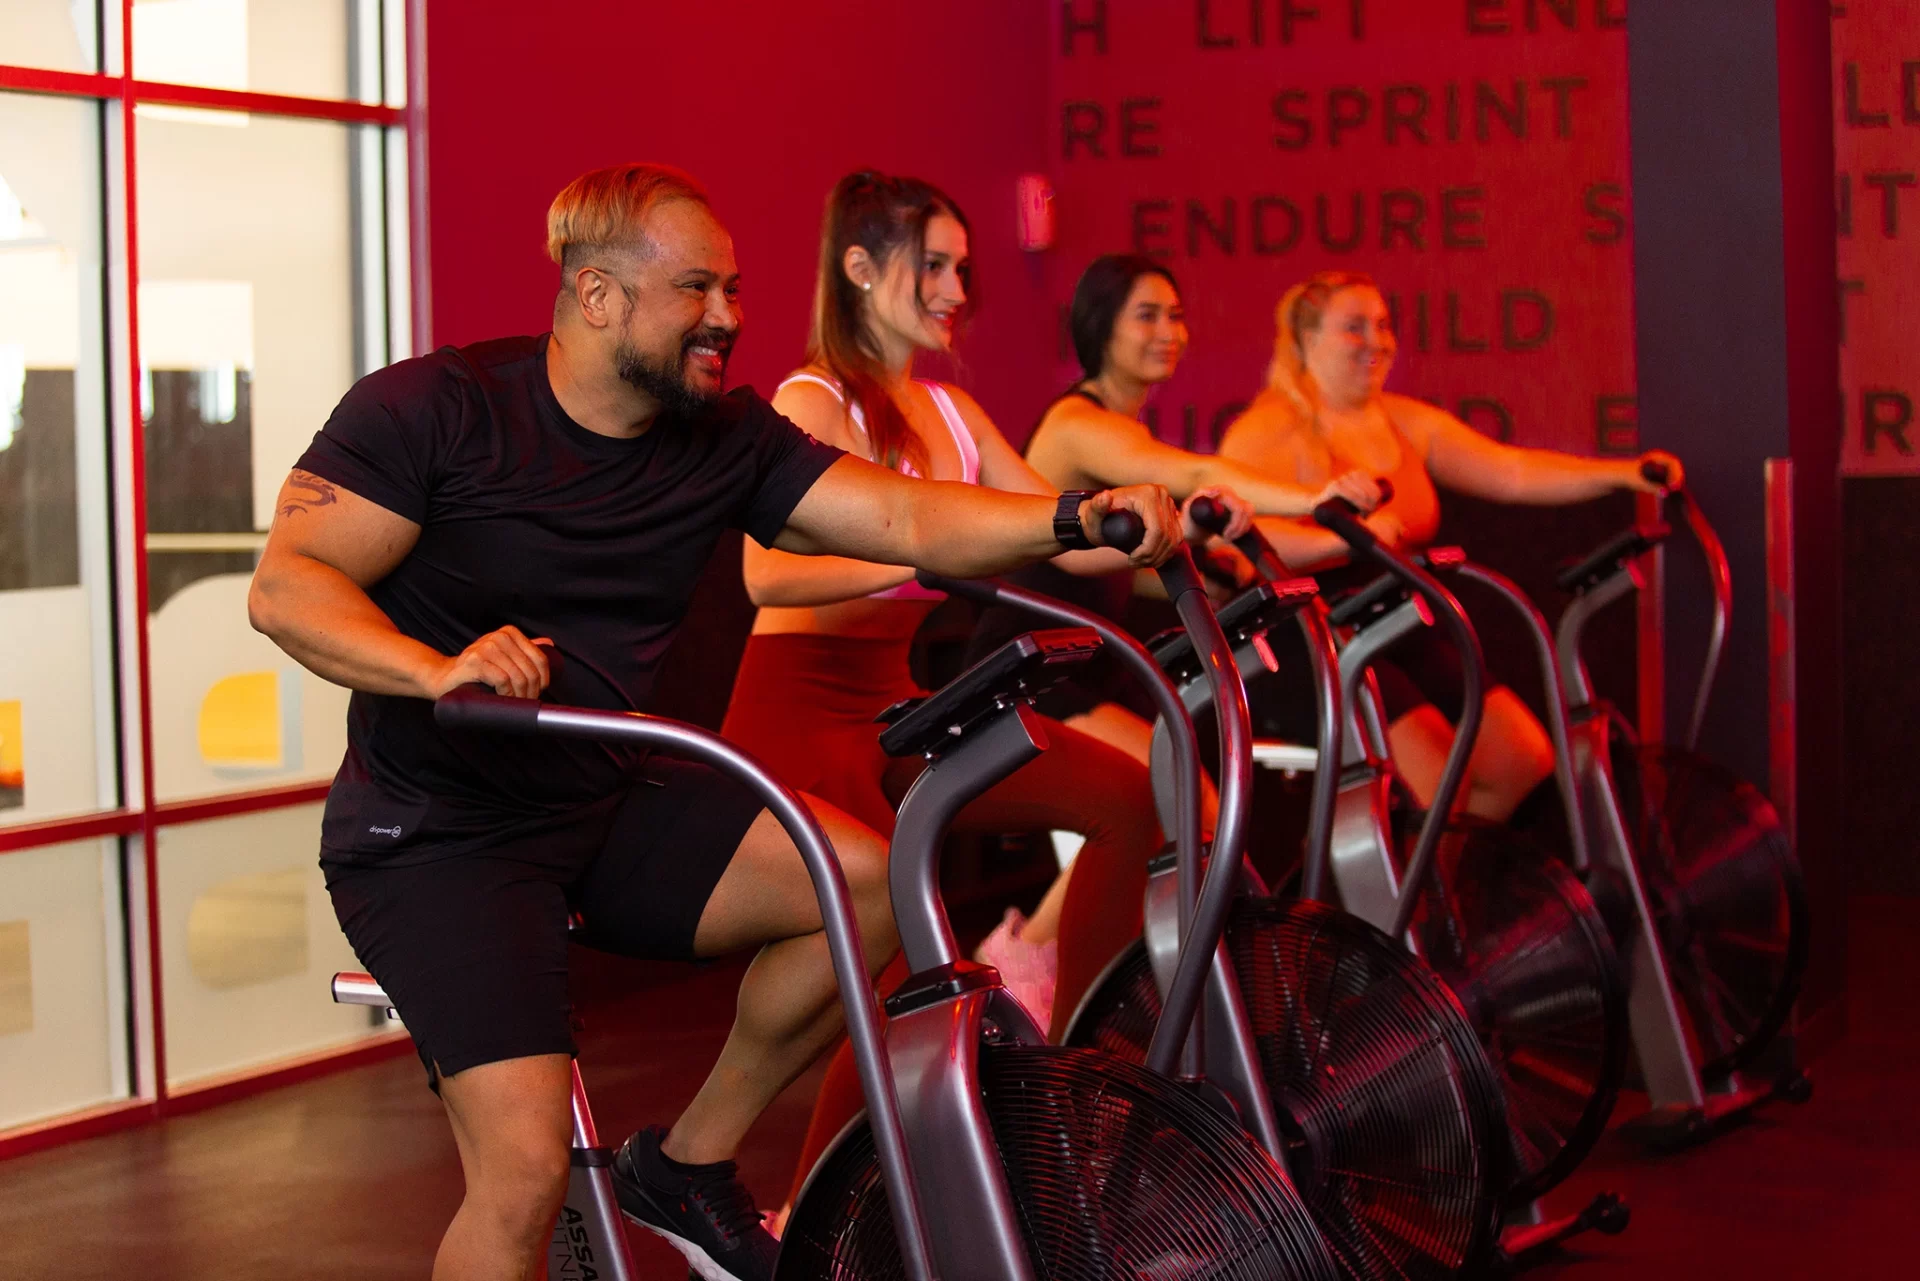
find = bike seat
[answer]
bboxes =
[1325,547,1465,630]
[875,628,1100,758]
[1148,578,1320,682]
[1554,522,1671,594]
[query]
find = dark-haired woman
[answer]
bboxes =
[967,254,1378,774]
[1218,271,1682,821]
[719,175,1227,1214]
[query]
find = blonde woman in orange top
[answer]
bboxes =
[1218,271,1681,822]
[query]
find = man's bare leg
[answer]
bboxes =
[663,796,896,1165]
[434,1052,574,1281]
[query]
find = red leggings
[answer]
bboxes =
[720,632,1165,1204]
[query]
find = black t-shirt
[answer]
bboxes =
[297,334,844,865]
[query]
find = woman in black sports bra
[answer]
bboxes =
[966,254,1377,772]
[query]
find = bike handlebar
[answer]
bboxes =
[1314,498,1488,939]
[433,685,541,735]
[1189,479,1395,542]
[1100,508,1146,552]
[921,545,1243,1082]
[1188,495,1231,535]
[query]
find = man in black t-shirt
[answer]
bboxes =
[249,163,1179,1281]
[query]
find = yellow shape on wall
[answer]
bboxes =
[0,700,23,807]
[197,671,283,770]
[0,920,31,1037]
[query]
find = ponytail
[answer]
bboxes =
[808,171,972,472]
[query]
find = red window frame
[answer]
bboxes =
[0,0,430,1161]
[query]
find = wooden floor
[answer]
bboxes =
[3,900,1916,1279]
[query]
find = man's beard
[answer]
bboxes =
[614,326,732,417]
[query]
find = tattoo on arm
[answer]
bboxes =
[281,469,339,518]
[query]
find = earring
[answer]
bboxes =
[861,282,872,292]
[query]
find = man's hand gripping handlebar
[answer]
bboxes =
[1081,487,1185,567]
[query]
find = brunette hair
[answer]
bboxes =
[1069,254,1181,381]
[546,163,710,274]
[808,170,971,472]
[1267,270,1379,415]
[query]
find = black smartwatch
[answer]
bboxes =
[1053,490,1098,551]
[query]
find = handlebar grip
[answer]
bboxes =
[1311,496,1376,551]
[916,569,1000,604]
[1100,509,1146,553]
[1640,458,1673,488]
[434,684,540,734]
[1188,495,1232,535]
[1154,545,1205,600]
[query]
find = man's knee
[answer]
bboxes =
[838,828,894,926]
[467,1122,571,1231]
[812,808,889,899]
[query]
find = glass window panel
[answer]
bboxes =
[157,804,392,1089]
[0,1,102,75]
[0,92,119,828]
[0,839,131,1132]
[137,109,382,802]
[131,0,371,102]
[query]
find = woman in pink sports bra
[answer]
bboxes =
[720,171,1222,1212]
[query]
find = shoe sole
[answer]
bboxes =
[620,1208,754,1281]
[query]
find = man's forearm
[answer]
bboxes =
[743,549,916,608]
[248,553,445,697]
[887,484,1068,577]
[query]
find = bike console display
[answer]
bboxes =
[876,628,1101,758]
[1148,578,1319,682]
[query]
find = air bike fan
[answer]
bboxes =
[1239,498,1632,1262]
[924,546,1509,1281]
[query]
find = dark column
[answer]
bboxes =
[1628,5,1845,1032]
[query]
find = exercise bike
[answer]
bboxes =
[1154,498,1636,1268]
[332,690,937,1281]
[926,546,1511,1280]
[1536,461,1812,1150]
[341,618,1338,1280]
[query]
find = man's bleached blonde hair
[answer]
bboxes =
[546,163,711,273]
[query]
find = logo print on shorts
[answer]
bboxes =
[368,824,404,838]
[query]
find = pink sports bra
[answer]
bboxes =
[777,373,982,602]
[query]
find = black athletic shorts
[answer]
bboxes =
[322,756,764,1087]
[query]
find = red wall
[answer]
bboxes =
[422,0,1056,431]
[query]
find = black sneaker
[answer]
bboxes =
[611,1126,780,1281]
